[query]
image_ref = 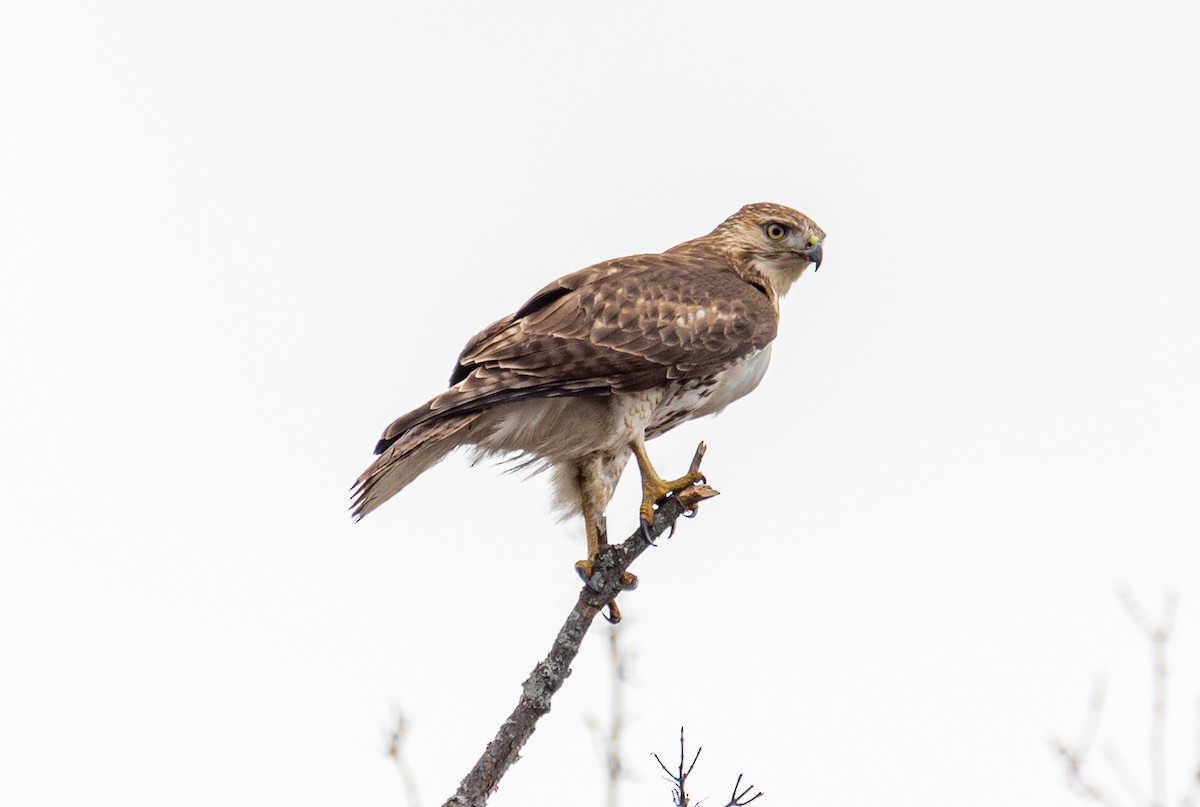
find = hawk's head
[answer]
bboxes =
[710,203,826,297]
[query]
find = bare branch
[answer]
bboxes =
[1118,589,1177,807]
[653,728,763,807]
[725,773,765,806]
[1053,739,1129,807]
[1078,678,1107,760]
[653,750,676,781]
[1118,587,1158,639]
[652,727,700,807]
[1182,699,1200,807]
[1058,590,1194,807]
[1154,634,1168,807]
[442,486,718,807]
[1102,741,1150,807]
[385,706,421,807]
[1054,678,1128,806]
[586,624,632,807]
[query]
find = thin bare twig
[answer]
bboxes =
[1056,590,1190,807]
[1102,741,1149,807]
[1182,699,1200,807]
[385,706,421,807]
[1118,588,1176,807]
[442,477,718,807]
[1053,739,1128,807]
[653,727,701,807]
[724,773,765,807]
[1053,677,1127,806]
[1077,678,1107,760]
[586,623,632,807]
[652,728,764,807]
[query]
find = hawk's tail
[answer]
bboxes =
[351,412,482,520]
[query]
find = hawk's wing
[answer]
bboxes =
[374,253,777,453]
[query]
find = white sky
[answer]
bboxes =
[2,1,1199,805]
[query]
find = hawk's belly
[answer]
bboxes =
[474,345,772,458]
[646,345,773,439]
[473,346,773,519]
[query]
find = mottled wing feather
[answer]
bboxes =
[375,253,777,452]
[450,255,773,400]
[449,262,629,385]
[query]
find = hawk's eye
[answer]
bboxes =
[764,222,787,241]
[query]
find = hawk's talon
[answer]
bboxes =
[575,560,637,592]
[574,558,596,586]
[604,600,622,624]
[640,518,656,545]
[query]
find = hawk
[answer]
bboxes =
[353,203,824,605]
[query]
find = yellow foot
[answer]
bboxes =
[636,442,707,539]
[574,559,638,591]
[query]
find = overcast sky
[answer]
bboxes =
[3,1,1199,806]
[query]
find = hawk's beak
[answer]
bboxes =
[802,241,823,271]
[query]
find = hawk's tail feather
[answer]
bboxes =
[352,412,482,520]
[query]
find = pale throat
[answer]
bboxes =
[751,255,807,298]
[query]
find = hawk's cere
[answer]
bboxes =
[353,203,825,614]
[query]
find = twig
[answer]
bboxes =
[586,624,631,807]
[1053,739,1128,807]
[653,728,764,807]
[385,706,421,807]
[1102,741,1149,807]
[1056,590,1189,807]
[1077,678,1107,761]
[1054,677,1127,806]
[1118,588,1176,807]
[442,481,718,807]
[653,727,701,807]
[724,773,765,807]
[1182,699,1200,807]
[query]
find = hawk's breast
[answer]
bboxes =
[646,346,773,438]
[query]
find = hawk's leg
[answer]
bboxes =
[574,472,637,594]
[631,437,707,539]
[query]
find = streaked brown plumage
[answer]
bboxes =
[353,203,825,600]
